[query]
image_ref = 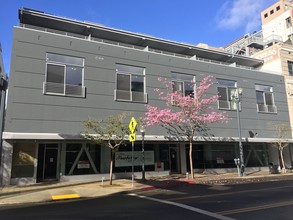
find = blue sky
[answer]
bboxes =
[0,0,277,74]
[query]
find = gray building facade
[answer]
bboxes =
[1,8,292,185]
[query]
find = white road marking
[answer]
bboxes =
[128,193,236,220]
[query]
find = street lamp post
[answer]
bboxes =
[232,88,245,177]
[140,126,146,182]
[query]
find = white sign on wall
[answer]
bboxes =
[77,160,90,169]
[115,151,155,167]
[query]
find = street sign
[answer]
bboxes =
[128,117,137,187]
[128,117,137,134]
[129,133,136,142]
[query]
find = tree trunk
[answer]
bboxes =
[109,150,114,185]
[279,148,286,173]
[189,140,194,179]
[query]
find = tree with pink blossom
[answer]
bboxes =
[145,76,227,179]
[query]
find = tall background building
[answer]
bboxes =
[224,0,293,132]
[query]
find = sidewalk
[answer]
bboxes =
[1,171,293,206]
[0,179,141,205]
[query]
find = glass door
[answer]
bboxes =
[169,147,180,173]
[37,144,59,182]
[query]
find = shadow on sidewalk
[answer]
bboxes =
[0,180,99,198]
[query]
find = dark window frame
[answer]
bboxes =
[276,5,281,11]
[44,53,85,97]
[115,64,147,103]
[217,79,238,110]
[286,17,292,28]
[171,72,195,98]
[288,61,293,76]
[255,84,277,113]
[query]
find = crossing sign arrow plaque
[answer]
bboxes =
[129,133,136,142]
[128,117,137,134]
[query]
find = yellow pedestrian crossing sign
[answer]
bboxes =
[128,117,137,134]
[129,133,136,142]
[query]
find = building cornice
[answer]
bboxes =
[18,8,264,69]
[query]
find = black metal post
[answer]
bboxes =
[132,141,134,187]
[141,130,146,182]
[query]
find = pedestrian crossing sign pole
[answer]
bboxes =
[128,117,137,187]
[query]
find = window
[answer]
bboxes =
[276,5,280,11]
[264,13,268,18]
[270,9,274,15]
[44,53,85,97]
[171,72,195,97]
[11,143,36,178]
[286,17,292,28]
[255,85,277,113]
[217,79,238,110]
[65,143,101,175]
[288,61,293,76]
[115,64,147,102]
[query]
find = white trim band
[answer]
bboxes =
[3,132,293,143]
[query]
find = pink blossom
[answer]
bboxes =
[145,75,227,132]
[145,75,227,179]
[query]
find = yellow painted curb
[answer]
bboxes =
[51,193,80,200]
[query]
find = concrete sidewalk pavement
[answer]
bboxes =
[1,171,293,206]
[0,179,142,205]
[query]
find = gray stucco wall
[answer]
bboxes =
[4,27,291,139]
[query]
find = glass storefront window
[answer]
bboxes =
[186,143,236,169]
[114,143,156,172]
[185,143,269,170]
[159,144,170,171]
[244,144,269,167]
[65,143,101,175]
[11,142,36,178]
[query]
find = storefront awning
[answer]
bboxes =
[3,132,293,143]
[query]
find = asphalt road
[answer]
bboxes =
[0,179,292,220]
[137,179,293,220]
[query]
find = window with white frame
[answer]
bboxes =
[171,72,195,97]
[255,84,277,113]
[44,53,85,97]
[217,79,238,110]
[115,64,147,102]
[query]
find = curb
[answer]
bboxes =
[51,193,80,201]
[136,179,196,191]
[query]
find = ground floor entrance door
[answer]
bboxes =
[37,144,59,182]
[170,147,180,173]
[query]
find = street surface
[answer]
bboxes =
[0,179,292,219]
